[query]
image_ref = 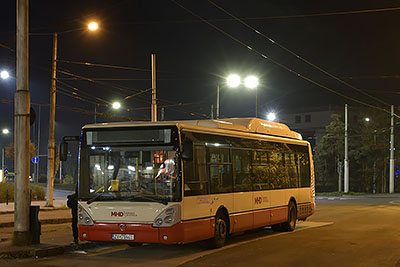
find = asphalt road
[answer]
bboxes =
[2,196,400,267]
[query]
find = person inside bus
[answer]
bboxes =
[156,158,176,180]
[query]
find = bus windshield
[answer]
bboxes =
[85,145,180,203]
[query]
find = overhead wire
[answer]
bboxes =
[170,0,400,119]
[207,0,390,107]
[121,6,400,25]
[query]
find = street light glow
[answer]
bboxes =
[112,102,121,109]
[244,75,259,89]
[365,117,370,122]
[1,70,9,80]
[226,74,241,88]
[2,128,10,134]
[88,21,99,31]
[267,112,276,121]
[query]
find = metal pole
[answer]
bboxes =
[14,0,30,245]
[36,105,41,183]
[59,160,62,184]
[389,105,395,193]
[216,84,220,119]
[46,32,57,207]
[161,107,165,121]
[1,148,4,171]
[94,104,97,123]
[211,104,214,120]
[151,54,157,122]
[344,104,349,193]
[255,88,258,118]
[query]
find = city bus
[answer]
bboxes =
[61,118,315,248]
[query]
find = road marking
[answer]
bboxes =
[175,221,333,266]
[79,221,333,265]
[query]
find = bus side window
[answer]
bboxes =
[299,152,311,187]
[232,149,252,192]
[184,145,209,196]
[207,147,233,194]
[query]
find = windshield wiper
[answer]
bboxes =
[87,192,118,204]
[129,195,168,205]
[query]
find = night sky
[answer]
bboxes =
[1,0,400,169]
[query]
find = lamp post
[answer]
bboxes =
[216,74,259,119]
[46,22,99,207]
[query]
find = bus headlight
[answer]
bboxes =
[78,204,94,226]
[153,205,181,227]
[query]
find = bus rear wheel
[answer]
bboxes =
[281,201,297,232]
[209,212,228,248]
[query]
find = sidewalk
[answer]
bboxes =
[0,223,98,259]
[0,198,71,228]
[0,197,103,259]
[315,193,400,199]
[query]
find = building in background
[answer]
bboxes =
[279,106,341,150]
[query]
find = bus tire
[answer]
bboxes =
[209,211,228,248]
[281,201,297,232]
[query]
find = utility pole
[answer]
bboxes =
[211,104,214,119]
[151,54,157,122]
[14,0,30,245]
[389,105,395,193]
[46,32,57,207]
[344,104,349,193]
[216,84,220,119]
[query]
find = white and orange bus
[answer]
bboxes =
[61,118,315,248]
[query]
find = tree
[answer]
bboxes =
[315,107,392,193]
[5,141,37,161]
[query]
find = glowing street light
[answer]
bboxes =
[226,74,241,88]
[267,112,276,121]
[2,129,9,135]
[244,75,259,89]
[216,73,260,119]
[1,70,9,80]
[365,117,370,122]
[88,21,99,31]
[112,102,121,110]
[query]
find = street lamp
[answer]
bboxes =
[112,101,121,110]
[88,21,99,31]
[2,129,9,135]
[1,70,9,80]
[216,74,259,119]
[267,112,276,121]
[46,22,99,207]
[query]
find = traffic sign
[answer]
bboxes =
[32,156,39,164]
[4,168,9,175]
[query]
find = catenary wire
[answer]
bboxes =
[170,0,400,119]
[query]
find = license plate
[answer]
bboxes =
[112,234,135,241]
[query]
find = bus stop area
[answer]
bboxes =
[0,198,81,259]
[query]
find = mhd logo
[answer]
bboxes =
[111,211,125,217]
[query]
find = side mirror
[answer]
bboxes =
[60,141,68,161]
[182,141,193,160]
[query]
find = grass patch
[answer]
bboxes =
[0,183,46,203]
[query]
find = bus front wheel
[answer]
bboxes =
[209,212,228,248]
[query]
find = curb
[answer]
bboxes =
[0,207,69,215]
[0,218,71,228]
[0,241,100,259]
